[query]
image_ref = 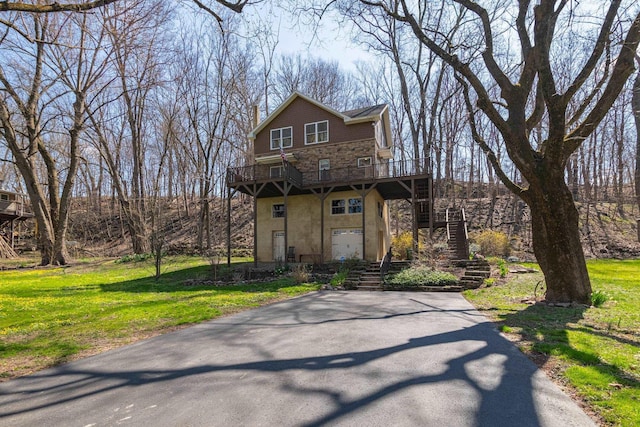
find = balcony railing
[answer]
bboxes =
[227,158,430,188]
[227,160,303,187]
[0,199,33,217]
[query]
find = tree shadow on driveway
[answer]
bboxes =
[0,292,594,426]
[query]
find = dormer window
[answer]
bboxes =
[305,120,329,145]
[271,127,293,150]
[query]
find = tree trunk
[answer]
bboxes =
[632,59,640,241]
[527,177,592,304]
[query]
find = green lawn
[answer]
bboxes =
[464,259,640,427]
[0,256,320,380]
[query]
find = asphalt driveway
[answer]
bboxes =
[0,291,595,426]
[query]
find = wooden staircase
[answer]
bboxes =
[415,181,431,229]
[345,261,412,291]
[446,208,470,260]
[456,259,491,289]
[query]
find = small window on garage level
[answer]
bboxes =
[348,198,362,214]
[272,204,285,218]
[331,199,345,215]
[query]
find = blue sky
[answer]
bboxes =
[243,4,375,71]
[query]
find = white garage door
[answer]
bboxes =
[332,228,363,260]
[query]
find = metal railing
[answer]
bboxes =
[227,158,431,188]
[380,247,393,280]
[227,160,303,187]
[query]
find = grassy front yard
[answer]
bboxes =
[0,256,319,380]
[464,259,640,426]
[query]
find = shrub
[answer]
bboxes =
[330,270,348,287]
[115,253,153,264]
[496,258,508,278]
[391,231,413,259]
[473,230,511,257]
[386,266,458,287]
[591,290,610,308]
[290,264,311,284]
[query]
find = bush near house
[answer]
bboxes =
[391,231,426,259]
[472,229,511,257]
[385,265,458,287]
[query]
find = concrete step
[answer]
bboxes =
[465,270,491,277]
[356,285,383,291]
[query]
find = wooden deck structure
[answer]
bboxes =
[226,158,451,265]
[0,190,34,252]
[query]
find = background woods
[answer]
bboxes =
[1,1,640,304]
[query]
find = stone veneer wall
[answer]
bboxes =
[290,138,377,174]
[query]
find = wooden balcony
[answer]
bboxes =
[0,198,34,223]
[227,158,432,200]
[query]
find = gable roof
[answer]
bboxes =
[248,91,388,140]
[342,104,387,119]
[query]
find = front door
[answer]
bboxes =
[319,159,330,181]
[273,231,285,262]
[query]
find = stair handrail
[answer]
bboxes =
[380,247,393,280]
[445,208,451,241]
[461,208,468,240]
[461,208,470,259]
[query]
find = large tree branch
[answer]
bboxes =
[456,73,525,198]
[532,0,564,108]
[0,0,120,13]
[360,0,511,138]
[561,0,621,105]
[565,11,640,155]
[452,0,514,97]
[0,0,252,15]
[517,0,537,93]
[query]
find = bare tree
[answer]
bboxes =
[0,11,109,265]
[272,54,358,110]
[355,0,640,304]
[85,0,174,254]
[0,0,256,23]
[633,56,640,241]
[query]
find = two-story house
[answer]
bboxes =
[227,92,434,264]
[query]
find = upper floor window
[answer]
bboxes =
[271,127,293,150]
[270,165,284,178]
[358,157,372,168]
[0,194,8,201]
[305,120,329,145]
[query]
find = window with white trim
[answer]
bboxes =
[270,127,293,150]
[0,194,8,201]
[331,198,362,215]
[331,199,345,215]
[319,159,330,180]
[348,198,362,214]
[357,157,372,168]
[305,120,328,145]
[272,204,285,218]
[270,165,284,178]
